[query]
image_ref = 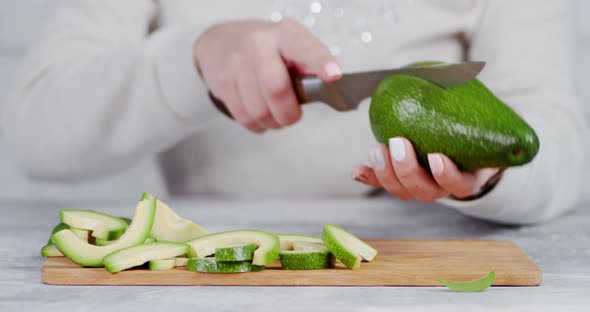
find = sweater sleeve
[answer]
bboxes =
[438,0,588,224]
[2,0,220,182]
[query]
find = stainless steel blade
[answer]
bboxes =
[302,61,486,111]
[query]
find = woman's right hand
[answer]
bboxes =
[194,19,342,133]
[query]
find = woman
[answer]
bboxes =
[3,0,586,224]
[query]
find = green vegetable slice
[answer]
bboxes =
[60,210,129,240]
[437,270,496,292]
[277,234,323,250]
[279,241,333,270]
[322,224,377,269]
[149,259,176,271]
[104,242,189,273]
[142,192,208,242]
[215,244,257,261]
[52,197,156,267]
[41,224,89,257]
[186,230,279,266]
[186,258,264,273]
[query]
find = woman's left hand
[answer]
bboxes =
[352,137,499,202]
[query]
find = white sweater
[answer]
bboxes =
[3,0,587,224]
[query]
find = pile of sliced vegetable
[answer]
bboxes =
[41,193,378,273]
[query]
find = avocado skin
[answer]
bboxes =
[369,73,539,172]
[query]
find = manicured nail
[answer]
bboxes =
[352,172,368,183]
[428,153,444,177]
[370,147,386,171]
[323,62,342,78]
[389,138,406,162]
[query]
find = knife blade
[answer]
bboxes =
[209,61,485,118]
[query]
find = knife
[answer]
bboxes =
[209,61,486,118]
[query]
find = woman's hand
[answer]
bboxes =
[352,137,500,202]
[194,19,341,133]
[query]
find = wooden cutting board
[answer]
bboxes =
[41,239,541,286]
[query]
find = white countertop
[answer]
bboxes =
[1,197,589,311]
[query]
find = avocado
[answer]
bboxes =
[322,224,378,270]
[52,197,156,267]
[369,62,539,172]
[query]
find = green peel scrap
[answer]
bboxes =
[437,270,495,292]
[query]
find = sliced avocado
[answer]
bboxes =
[104,242,189,273]
[292,241,328,251]
[214,244,257,262]
[52,197,156,267]
[172,257,188,266]
[149,259,176,271]
[277,234,323,251]
[141,192,208,242]
[185,258,264,273]
[41,244,63,257]
[148,257,188,270]
[369,62,539,171]
[186,230,279,266]
[95,236,156,246]
[41,223,89,257]
[322,224,378,270]
[60,210,128,240]
[280,241,332,270]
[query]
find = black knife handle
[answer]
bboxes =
[209,74,322,120]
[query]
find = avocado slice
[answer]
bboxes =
[141,193,208,242]
[215,244,257,262]
[60,210,128,240]
[186,258,264,273]
[95,235,156,246]
[148,257,188,270]
[104,242,189,273]
[322,224,378,270]
[52,197,156,267]
[369,61,540,171]
[41,223,89,257]
[277,234,323,251]
[186,230,279,266]
[279,241,333,270]
[149,259,176,271]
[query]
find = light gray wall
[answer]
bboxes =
[0,1,588,202]
[0,1,166,202]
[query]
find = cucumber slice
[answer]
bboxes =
[186,258,264,273]
[148,257,188,271]
[52,197,157,267]
[277,234,323,250]
[322,224,378,270]
[280,241,332,270]
[61,210,128,240]
[149,259,176,271]
[41,224,89,257]
[141,192,208,242]
[215,244,257,261]
[104,242,189,273]
[186,230,279,266]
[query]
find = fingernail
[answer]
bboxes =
[389,138,406,162]
[352,172,368,183]
[428,153,444,177]
[370,147,386,171]
[323,62,342,78]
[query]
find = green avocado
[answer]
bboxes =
[369,62,540,171]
